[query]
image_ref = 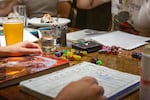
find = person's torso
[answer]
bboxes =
[111,0,148,34]
[20,0,59,18]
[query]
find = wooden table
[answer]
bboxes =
[0,28,143,100]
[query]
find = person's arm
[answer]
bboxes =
[0,41,43,57]
[76,0,110,9]
[0,0,18,16]
[57,1,72,18]
[134,1,150,37]
[55,76,107,100]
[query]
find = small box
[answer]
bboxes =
[72,41,102,53]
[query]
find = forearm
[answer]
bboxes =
[77,0,110,9]
[0,47,11,57]
[0,0,18,16]
[0,2,11,16]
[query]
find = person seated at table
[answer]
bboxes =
[18,0,72,18]
[0,0,72,18]
[77,0,150,37]
[0,41,107,100]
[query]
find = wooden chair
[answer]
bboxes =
[68,0,78,28]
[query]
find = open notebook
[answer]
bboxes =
[0,29,39,46]
[67,29,150,50]
[20,62,140,100]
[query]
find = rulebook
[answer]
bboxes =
[20,61,140,100]
[0,55,69,88]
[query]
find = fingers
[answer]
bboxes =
[91,84,104,95]
[23,41,41,49]
[80,76,106,100]
[99,95,107,100]
[99,85,105,96]
[80,76,99,85]
[21,41,43,55]
[56,76,107,100]
[98,96,107,100]
[102,96,107,100]
[22,48,43,55]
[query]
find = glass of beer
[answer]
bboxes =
[3,17,24,46]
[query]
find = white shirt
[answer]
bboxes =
[134,0,150,35]
[111,0,150,35]
[18,0,72,18]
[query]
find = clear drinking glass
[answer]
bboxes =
[13,5,27,26]
[40,27,59,54]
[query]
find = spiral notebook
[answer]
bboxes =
[20,62,140,100]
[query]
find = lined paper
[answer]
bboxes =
[91,31,150,50]
[67,29,150,50]
[20,62,140,99]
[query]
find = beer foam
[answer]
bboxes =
[4,18,23,24]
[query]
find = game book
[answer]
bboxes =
[0,55,69,88]
[72,40,103,53]
[20,62,140,100]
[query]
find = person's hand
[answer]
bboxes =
[55,76,107,100]
[0,41,43,57]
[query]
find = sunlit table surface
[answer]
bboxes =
[0,27,143,100]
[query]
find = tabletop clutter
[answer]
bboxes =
[1,11,150,100]
[25,13,145,64]
[1,12,145,64]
